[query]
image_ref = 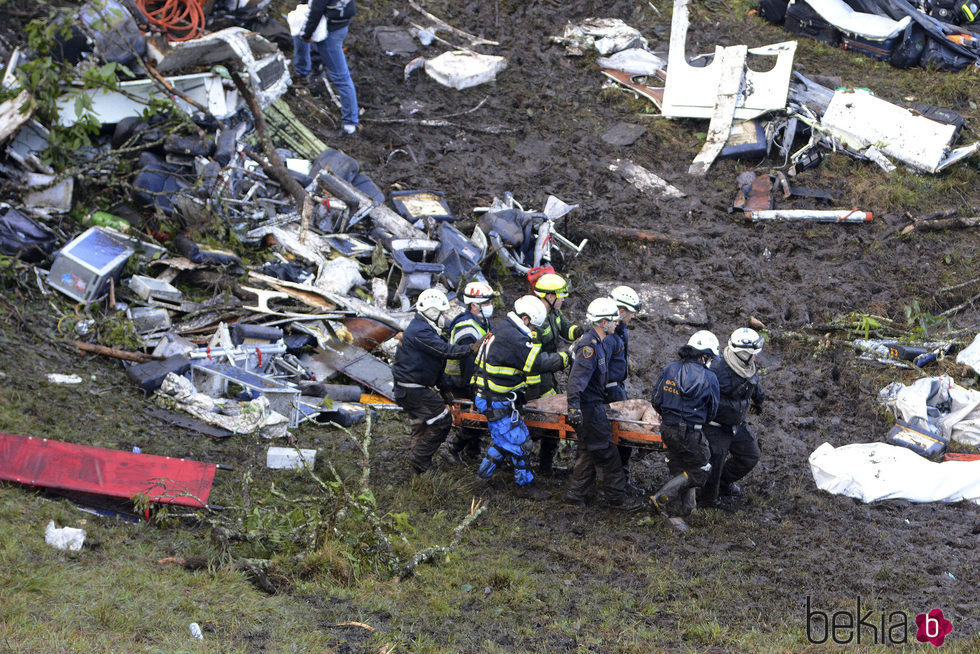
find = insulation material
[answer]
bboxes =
[809,442,980,504]
[802,0,910,39]
[423,51,507,89]
[556,18,649,55]
[156,373,289,437]
[596,48,666,75]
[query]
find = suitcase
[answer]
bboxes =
[840,33,898,61]
[784,0,840,45]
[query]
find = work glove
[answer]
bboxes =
[750,401,763,415]
[566,406,583,426]
[440,390,455,405]
[559,351,571,368]
[470,333,490,354]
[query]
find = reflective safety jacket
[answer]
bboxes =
[525,306,581,397]
[392,314,472,388]
[652,346,720,426]
[473,312,569,396]
[443,310,491,391]
[709,357,765,427]
[567,328,609,409]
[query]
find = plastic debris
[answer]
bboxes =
[45,520,86,551]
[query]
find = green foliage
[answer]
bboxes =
[847,312,883,339]
[903,299,952,336]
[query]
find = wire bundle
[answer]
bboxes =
[134,0,205,42]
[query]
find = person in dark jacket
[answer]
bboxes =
[393,289,484,474]
[651,330,721,518]
[473,295,570,500]
[526,273,582,476]
[702,328,766,507]
[563,298,644,511]
[293,0,359,134]
[443,281,495,461]
[603,285,642,490]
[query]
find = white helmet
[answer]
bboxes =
[688,330,720,357]
[609,285,641,313]
[463,281,495,305]
[417,288,450,323]
[586,297,620,324]
[729,327,764,363]
[513,295,548,327]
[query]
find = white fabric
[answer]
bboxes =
[314,256,364,296]
[287,4,327,42]
[558,19,649,56]
[809,442,980,505]
[956,333,980,375]
[878,375,980,445]
[802,0,910,40]
[597,48,666,76]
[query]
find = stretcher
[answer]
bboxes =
[450,399,664,450]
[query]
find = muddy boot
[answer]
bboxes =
[679,488,697,517]
[537,437,558,477]
[719,482,742,497]
[516,482,551,501]
[562,494,586,508]
[651,473,689,517]
[605,496,647,513]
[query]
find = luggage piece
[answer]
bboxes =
[886,420,946,459]
[890,23,927,68]
[759,0,790,22]
[784,0,840,45]
[920,36,974,71]
[841,33,898,60]
[126,355,191,395]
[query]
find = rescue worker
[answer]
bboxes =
[563,298,645,511]
[702,328,766,507]
[442,281,496,461]
[650,330,721,518]
[527,273,582,476]
[603,285,642,491]
[392,289,484,474]
[473,295,571,500]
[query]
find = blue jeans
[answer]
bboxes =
[293,28,359,126]
[474,396,534,486]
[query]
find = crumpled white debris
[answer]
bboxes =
[156,373,288,437]
[554,18,649,56]
[45,520,86,551]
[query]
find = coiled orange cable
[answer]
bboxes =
[135,0,205,42]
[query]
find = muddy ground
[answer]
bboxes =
[3,0,980,650]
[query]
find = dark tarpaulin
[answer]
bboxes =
[0,433,216,508]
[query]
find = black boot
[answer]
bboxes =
[679,488,697,517]
[651,473,689,517]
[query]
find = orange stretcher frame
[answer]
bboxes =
[450,400,664,450]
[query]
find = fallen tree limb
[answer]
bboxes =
[71,340,159,363]
[230,70,314,243]
[584,224,697,250]
[313,169,425,240]
[939,290,980,318]
[397,498,487,581]
[940,276,980,294]
[408,0,499,46]
[902,216,980,234]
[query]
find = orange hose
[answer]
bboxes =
[135,0,205,42]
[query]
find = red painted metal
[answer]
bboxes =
[0,433,216,507]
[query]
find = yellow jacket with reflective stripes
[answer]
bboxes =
[472,312,569,396]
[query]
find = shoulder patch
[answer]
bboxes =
[582,345,594,359]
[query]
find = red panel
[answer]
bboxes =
[0,433,216,508]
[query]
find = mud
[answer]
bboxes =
[2,0,980,648]
[326,0,980,641]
